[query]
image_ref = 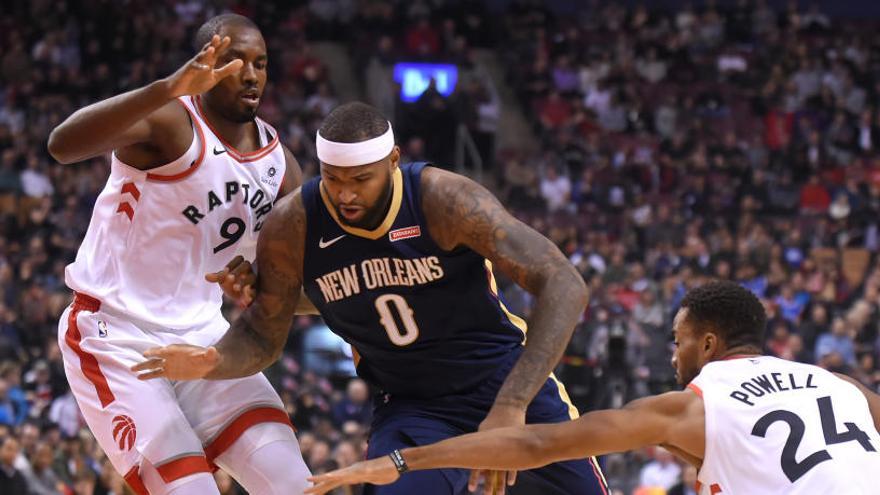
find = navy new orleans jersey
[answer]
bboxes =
[301,162,526,398]
[302,162,608,495]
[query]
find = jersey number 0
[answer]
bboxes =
[375,294,420,346]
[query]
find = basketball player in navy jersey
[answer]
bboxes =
[136,102,609,495]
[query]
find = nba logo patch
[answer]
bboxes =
[389,226,421,242]
[98,320,108,338]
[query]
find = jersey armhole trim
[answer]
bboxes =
[693,375,717,493]
[145,100,206,182]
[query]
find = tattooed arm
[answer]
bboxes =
[207,190,305,378]
[421,167,588,411]
[132,190,305,381]
[421,167,588,491]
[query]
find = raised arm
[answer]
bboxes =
[133,190,306,381]
[47,35,243,165]
[422,167,587,412]
[305,390,705,494]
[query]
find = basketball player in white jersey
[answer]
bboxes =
[304,281,880,494]
[46,14,310,495]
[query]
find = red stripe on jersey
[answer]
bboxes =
[121,182,141,201]
[204,407,294,467]
[116,202,134,221]
[687,383,703,398]
[147,100,207,182]
[123,465,149,495]
[65,293,115,408]
[155,455,212,483]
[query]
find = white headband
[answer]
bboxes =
[316,122,395,167]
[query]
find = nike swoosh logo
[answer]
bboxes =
[213,146,227,155]
[319,234,346,248]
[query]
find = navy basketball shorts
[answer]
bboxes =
[363,361,608,495]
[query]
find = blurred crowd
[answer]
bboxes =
[2,0,880,494]
[0,0,368,493]
[493,1,880,493]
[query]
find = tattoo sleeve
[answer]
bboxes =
[206,191,306,379]
[422,168,589,410]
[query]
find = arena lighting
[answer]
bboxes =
[392,62,459,102]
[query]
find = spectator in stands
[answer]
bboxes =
[637,447,681,492]
[816,316,858,368]
[0,436,27,493]
[539,163,572,212]
[23,442,62,495]
[332,379,371,428]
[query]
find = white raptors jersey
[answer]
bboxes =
[690,356,880,494]
[66,95,286,330]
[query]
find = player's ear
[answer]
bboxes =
[703,332,718,356]
[389,145,400,170]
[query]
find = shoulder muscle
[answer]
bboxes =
[279,144,304,197]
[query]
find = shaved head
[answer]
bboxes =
[194,14,259,50]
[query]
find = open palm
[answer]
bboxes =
[166,35,243,98]
[131,344,219,381]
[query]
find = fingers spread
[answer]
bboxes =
[141,347,167,359]
[130,358,164,373]
[216,59,244,79]
[225,255,245,269]
[230,259,252,278]
[136,369,167,381]
[217,35,232,54]
[205,268,228,282]
[468,469,482,492]
[241,286,255,306]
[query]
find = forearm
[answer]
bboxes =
[206,310,286,379]
[402,426,558,472]
[403,407,658,473]
[48,79,173,163]
[493,270,588,409]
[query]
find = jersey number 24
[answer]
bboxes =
[751,395,876,482]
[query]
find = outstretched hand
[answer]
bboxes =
[468,405,525,494]
[165,35,243,98]
[131,344,219,381]
[206,255,256,308]
[305,457,400,494]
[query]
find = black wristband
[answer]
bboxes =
[389,449,409,474]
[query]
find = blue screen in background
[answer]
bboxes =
[393,63,459,102]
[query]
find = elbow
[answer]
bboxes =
[268,347,284,367]
[259,337,286,371]
[565,266,589,310]
[47,128,76,164]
